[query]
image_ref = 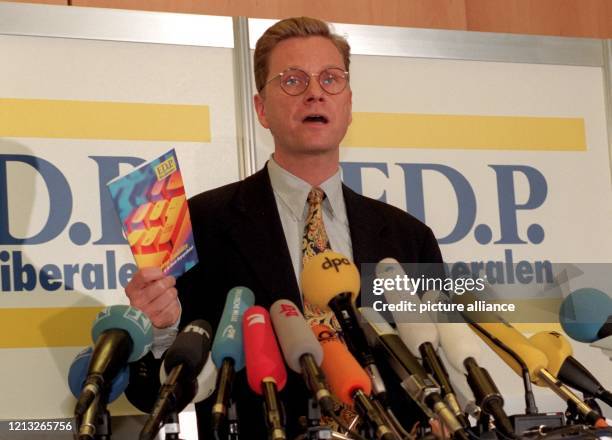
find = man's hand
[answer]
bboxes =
[125,267,179,328]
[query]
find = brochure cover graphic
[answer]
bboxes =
[107,149,198,278]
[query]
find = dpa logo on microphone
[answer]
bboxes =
[246,313,265,326]
[322,256,351,273]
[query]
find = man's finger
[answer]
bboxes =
[127,267,165,290]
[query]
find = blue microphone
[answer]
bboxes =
[75,305,153,417]
[559,288,612,343]
[68,347,129,403]
[210,287,255,433]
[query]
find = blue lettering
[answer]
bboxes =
[40,264,62,291]
[397,163,476,244]
[490,165,547,245]
[340,161,389,202]
[0,155,72,244]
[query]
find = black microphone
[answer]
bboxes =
[463,358,515,437]
[139,320,213,440]
[528,331,612,408]
[301,251,387,399]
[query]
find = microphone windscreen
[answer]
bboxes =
[301,251,360,310]
[270,299,323,373]
[559,288,612,343]
[160,353,218,403]
[437,323,483,374]
[472,322,549,386]
[211,287,255,370]
[243,306,287,394]
[164,320,213,381]
[68,347,129,403]
[455,292,549,385]
[312,324,371,406]
[395,322,439,355]
[91,305,153,362]
[376,259,439,351]
[528,331,572,377]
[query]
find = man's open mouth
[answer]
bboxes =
[303,114,329,124]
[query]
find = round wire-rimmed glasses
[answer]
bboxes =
[262,67,349,96]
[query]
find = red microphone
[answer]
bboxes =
[243,306,288,440]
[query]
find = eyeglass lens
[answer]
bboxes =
[280,68,348,95]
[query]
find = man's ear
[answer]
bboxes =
[253,93,270,129]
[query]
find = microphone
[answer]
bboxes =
[312,324,399,440]
[68,347,130,404]
[458,295,607,428]
[69,347,130,440]
[243,306,288,440]
[385,288,467,429]
[75,305,153,418]
[528,331,612,407]
[359,307,470,440]
[210,287,255,433]
[302,251,386,398]
[559,288,612,342]
[421,292,515,437]
[375,258,440,350]
[269,299,334,412]
[125,352,163,413]
[140,319,213,440]
[161,353,218,403]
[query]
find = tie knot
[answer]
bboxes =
[307,187,325,206]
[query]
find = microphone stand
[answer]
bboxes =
[227,400,240,440]
[163,411,184,440]
[305,398,333,440]
[76,389,112,440]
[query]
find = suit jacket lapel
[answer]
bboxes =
[226,167,302,308]
[343,185,387,266]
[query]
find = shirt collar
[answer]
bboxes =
[266,155,346,223]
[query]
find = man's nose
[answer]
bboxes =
[303,76,326,102]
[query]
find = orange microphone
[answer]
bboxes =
[302,251,387,398]
[312,324,399,440]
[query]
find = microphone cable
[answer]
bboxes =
[467,320,539,415]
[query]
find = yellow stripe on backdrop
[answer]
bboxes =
[343,112,586,151]
[0,98,211,141]
[0,307,103,348]
[0,305,561,348]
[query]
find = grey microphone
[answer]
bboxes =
[269,299,334,414]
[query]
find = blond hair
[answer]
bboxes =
[253,17,350,93]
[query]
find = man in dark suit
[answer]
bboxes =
[126,16,442,439]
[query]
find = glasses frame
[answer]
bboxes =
[262,67,350,96]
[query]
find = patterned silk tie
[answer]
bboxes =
[301,188,358,431]
[302,187,335,326]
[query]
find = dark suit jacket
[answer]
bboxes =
[177,166,443,439]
